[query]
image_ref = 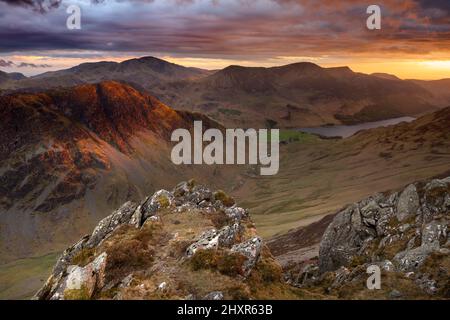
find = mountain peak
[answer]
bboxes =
[371,72,401,81]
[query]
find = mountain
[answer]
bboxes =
[35,181,320,300]
[0,70,26,85]
[409,78,450,107]
[371,72,401,80]
[164,63,449,127]
[0,81,241,263]
[0,56,211,93]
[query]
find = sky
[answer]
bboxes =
[0,0,449,79]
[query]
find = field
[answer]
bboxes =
[0,253,59,300]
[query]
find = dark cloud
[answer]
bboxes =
[0,59,15,67]
[0,0,62,13]
[0,0,448,59]
[0,59,51,68]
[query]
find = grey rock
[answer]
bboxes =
[187,185,213,204]
[55,252,107,300]
[218,223,242,247]
[396,184,419,222]
[224,206,248,222]
[203,291,224,300]
[186,229,220,257]
[331,266,351,288]
[393,244,435,271]
[52,234,90,277]
[86,201,138,248]
[421,220,447,247]
[389,289,402,299]
[141,190,174,220]
[231,237,262,276]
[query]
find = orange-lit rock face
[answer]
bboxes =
[0,81,215,213]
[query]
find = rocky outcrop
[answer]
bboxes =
[319,177,449,273]
[34,180,299,300]
[290,176,449,299]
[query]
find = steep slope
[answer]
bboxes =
[0,81,241,263]
[35,181,318,300]
[410,78,450,107]
[165,63,446,127]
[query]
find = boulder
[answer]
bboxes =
[231,237,262,276]
[62,252,107,300]
[396,184,419,222]
[203,291,224,300]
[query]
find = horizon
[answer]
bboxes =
[0,0,449,80]
[2,55,450,81]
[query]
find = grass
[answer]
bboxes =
[0,252,60,300]
[262,129,317,144]
[218,108,242,116]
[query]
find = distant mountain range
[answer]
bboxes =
[1,56,450,127]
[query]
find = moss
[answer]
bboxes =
[71,248,96,267]
[64,285,91,300]
[156,195,170,208]
[187,179,196,189]
[213,190,235,207]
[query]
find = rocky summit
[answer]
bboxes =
[286,176,450,299]
[34,180,317,300]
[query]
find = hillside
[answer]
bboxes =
[0,70,26,86]
[0,81,243,264]
[163,63,448,127]
[235,106,450,239]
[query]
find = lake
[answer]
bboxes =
[298,116,416,138]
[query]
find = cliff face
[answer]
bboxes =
[35,181,316,300]
[287,176,450,299]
